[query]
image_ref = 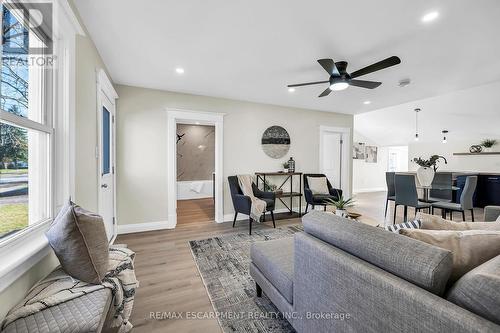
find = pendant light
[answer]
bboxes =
[414,108,421,141]
[442,130,448,144]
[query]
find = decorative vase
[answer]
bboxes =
[483,147,492,153]
[335,209,346,217]
[288,157,295,173]
[283,168,288,173]
[417,166,435,187]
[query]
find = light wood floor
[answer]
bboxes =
[117,191,485,332]
[177,198,215,225]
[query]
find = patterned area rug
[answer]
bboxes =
[189,225,303,333]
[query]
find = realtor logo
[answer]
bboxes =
[3,1,53,54]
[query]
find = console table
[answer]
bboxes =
[255,172,303,219]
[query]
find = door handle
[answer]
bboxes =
[101,184,108,188]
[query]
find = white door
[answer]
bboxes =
[98,93,115,241]
[322,132,343,189]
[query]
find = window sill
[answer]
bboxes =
[0,219,53,293]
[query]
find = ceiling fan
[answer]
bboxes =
[287,56,401,97]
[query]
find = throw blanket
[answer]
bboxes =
[2,246,138,333]
[237,174,267,222]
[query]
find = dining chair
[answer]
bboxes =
[428,172,453,203]
[431,176,478,221]
[385,172,396,218]
[394,174,431,223]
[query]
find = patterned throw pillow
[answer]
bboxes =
[385,219,422,233]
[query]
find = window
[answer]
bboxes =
[0,3,52,240]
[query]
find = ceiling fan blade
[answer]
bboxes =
[349,79,382,89]
[287,80,329,88]
[317,59,340,76]
[318,87,332,97]
[350,56,401,78]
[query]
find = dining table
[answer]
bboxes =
[416,184,460,203]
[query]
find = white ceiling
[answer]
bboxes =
[354,80,500,146]
[74,0,500,115]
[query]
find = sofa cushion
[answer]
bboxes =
[46,201,109,284]
[385,219,422,233]
[250,238,294,303]
[447,256,500,325]
[417,213,500,231]
[302,211,453,295]
[400,229,500,283]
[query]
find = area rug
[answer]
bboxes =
[189,225,303,333]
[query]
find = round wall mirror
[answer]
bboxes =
[261,126,290,159]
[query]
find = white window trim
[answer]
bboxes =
[0,0,84,293]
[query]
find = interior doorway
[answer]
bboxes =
[167,109,224,228]
[97,69,118,242]
[176,123,215,224]
[319,126,351,197]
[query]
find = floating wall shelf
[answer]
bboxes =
[453,152,500,156]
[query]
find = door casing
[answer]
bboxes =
[96,69,118,242]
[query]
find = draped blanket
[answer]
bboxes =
[2,246,138,333]
[237,174,267,222]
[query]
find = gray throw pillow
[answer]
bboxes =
[46,201,109,284]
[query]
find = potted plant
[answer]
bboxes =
[263,179,282,194]
[412,155,447,186]
[282,161,290,173]
[326,192,355,217]
[480,139,497,153]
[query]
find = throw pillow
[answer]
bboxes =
[400,229,500,283]
[307,177,330,195]
[385,219,422,233]
[46,200,109,284]
[417,212,500,231]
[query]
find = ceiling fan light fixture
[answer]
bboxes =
[330,82,349,91]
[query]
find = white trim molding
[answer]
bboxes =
[166,109,225,227]
[117,221,174,235]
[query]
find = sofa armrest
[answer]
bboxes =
[484,206,500,222]
[292,232,500,333]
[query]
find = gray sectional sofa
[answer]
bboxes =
[250,211,500,333]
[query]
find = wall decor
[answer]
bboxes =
[469,145,483,153]
[261,126,290,159]
[353,142,365,159]
[365,146,378,163]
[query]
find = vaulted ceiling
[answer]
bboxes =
[74,0,500,114]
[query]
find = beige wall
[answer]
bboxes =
[0,1,113,320]
[116,84,353,225]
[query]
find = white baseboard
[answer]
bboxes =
[353,187,386,193]
[117,220,175,235]
[222,206,308,223]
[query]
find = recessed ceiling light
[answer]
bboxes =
[363,101,371,105]
[195,121,200,125]
[288,87,296,92]
[422,11,439,23]
[175,67,185,74]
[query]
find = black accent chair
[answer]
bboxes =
[228,176,276,235]
[385,172,396,218]
[303,174,342,213]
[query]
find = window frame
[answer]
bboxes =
[0,0,54,242]
[0,0,84,292]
